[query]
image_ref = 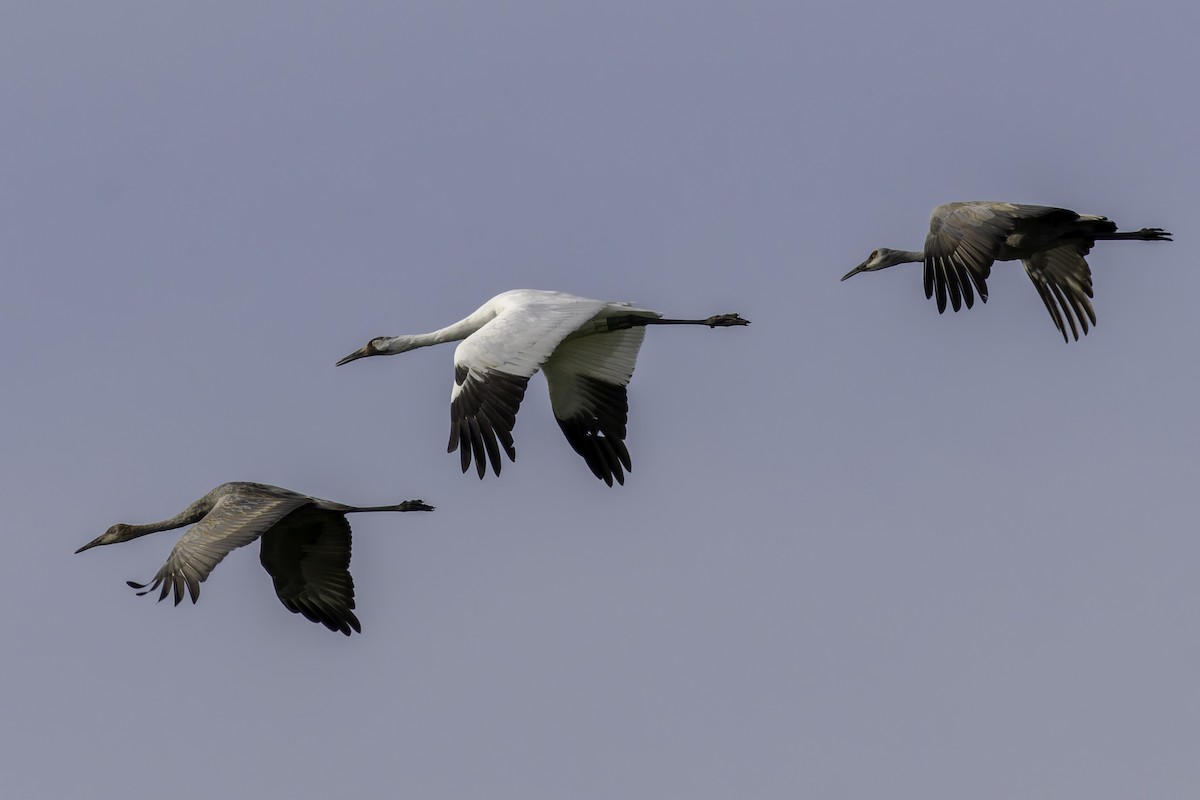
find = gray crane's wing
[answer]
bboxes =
[128,493,307,606]
[924,202,1015,313]
[1022,244,1096,342]
[449,298,607,478]
[543,327,647,487]
[259,508,360,636]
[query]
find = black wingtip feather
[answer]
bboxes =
[934,258,949,313]
[449,370,529,479]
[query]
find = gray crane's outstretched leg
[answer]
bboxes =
[1095,227,1172,242]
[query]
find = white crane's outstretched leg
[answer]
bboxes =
[606,313,750,331]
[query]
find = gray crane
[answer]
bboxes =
[75,482,433,635]
[840,201,1172,341]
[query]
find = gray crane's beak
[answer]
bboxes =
[75,536,104,554]
[841,260,869,282]
[336,346,372,367]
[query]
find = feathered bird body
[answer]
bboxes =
[843,201,1171,341]
[75,482,433,635]
[337,289,748,485]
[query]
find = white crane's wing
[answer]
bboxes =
[128,492,307,606]
[448,297,608,478]
[259,508,360,636]
[542,326,649,486]
[1022,244,1096,342]
[924,202,1016,313]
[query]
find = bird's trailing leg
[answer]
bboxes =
[1097,227,1172,242]
[394,500,435,512]
[606,313,750,331]
[344,500,436,513]
[698,313,751,327]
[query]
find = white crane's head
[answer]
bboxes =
[75,523,133,554]
[336,336,420,366]
[841,248,911,281]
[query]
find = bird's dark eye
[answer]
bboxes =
[869,250,878,260]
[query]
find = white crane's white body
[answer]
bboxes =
[442,289,660,401]
[337,289,748,486]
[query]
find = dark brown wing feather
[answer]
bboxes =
[923,202,1016,312]
[259,508,361,636]
[128,494,303,606]
[1022,245,1096,342]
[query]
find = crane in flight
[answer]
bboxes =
[75,482,433,635]
[841,201,1171,341]
[336,289,749,486]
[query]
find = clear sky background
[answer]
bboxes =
[4,2,1198,797]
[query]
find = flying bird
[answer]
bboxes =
[75,482,433,635]
[337,289,749,486]
[841,201,1172,341]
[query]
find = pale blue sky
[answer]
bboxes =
[4,1,1198,797]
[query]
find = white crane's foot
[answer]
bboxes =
[704,313,750,327]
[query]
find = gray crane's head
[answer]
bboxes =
[841,248,910,281]
[75,524,133,554]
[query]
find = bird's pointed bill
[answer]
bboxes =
[75,536,104,554]
[841,261,869,282]
[336,347,372,367]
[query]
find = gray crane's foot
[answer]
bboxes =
[402,500,436,512]
[1140,227,1172,241]
[704,313,750,327]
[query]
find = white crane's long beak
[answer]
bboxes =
[841,260,870,282]
[336,346,373,367]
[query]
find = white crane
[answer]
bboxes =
[841,201,1172,341]
[75,482,433,635]
[336,289,749,486]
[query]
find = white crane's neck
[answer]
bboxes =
[382,305,498,353]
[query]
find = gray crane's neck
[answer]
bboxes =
[122,497,212,540]
[897,250,925,265]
